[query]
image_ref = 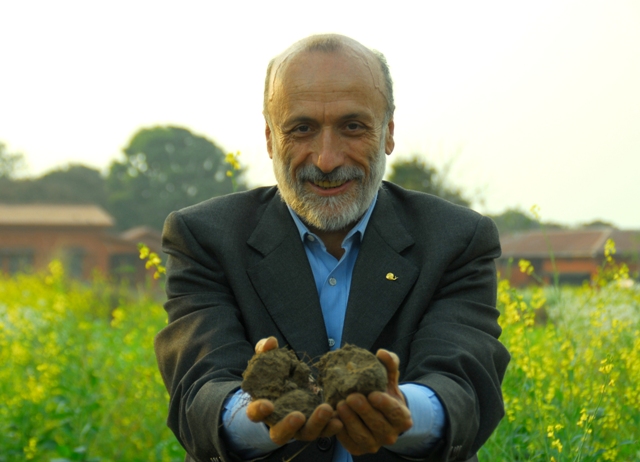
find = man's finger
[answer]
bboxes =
[367,391,413,434]
[345,393,398,446]
[336,427,369,456]
[246,399,275,422]
[268,411,306,445]
[320,417,344,438]
[375,349,407,406]
[295,404,342,441]
[255,336,279,354]
[337,397,380,453]
[376,349,400,384]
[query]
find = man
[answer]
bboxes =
[156,34,510,462]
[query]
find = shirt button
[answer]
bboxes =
[328,338,335,347]
[317,437,333,451]
[328,277,337,286]
[306,235,315,242]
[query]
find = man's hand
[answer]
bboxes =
[335,349,413,455]
[246,337,343,445]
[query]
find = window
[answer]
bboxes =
[557,272,591,286]
[62,248,85,279]
[109,253,138,280]
[0,249,34,274]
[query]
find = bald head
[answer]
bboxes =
[263,34,394,122]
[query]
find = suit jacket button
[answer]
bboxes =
[317,437,333,451]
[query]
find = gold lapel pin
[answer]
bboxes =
[386,272,398,281]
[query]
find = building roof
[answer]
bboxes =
[120,226,163,253]
[0,204,114,227]
[120,226,161,242]
[500,229,640,259]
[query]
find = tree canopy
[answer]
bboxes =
[106,126,245,231]
[0,142,26,179]
[580,219,616,229]
[386,156,470,207]
[0,164,107,206]
[487,208,566,236]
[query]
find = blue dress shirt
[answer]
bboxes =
[222,195,445,461]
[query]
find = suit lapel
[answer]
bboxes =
[343,188,419,350]
[246,194,329,362]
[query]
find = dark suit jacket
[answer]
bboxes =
[155,182,510,462]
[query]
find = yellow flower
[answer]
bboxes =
[530,204,541,220]
[111,307,126,328]
[599,359,614,375]
[518,259,534,276]
[24,437,38,459]
[604,239,616,259]
[138,243,166,279]
[225,151,241,171]
[138,243,150,260]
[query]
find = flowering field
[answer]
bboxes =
[0,262,185,461]
[1,252,639,461]
[480,249,640,461]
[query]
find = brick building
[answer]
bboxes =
[0,204,158,280]
[497,228,640,286]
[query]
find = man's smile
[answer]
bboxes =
[313,179,348,189]
[306,178,356,196]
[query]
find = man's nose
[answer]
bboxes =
[314,128,345,173]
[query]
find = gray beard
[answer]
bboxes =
[273,149,386,232]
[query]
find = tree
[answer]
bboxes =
[386,156,470,207]
[488,208,566,236]
[106,126,245,231]
[36,165,107,206]
[488,208,540,236]
[580,220,616,229]
[0,142,26,179]
[0,163,107,206]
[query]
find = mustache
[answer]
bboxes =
[295,165,365,183]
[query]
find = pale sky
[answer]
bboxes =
[1,0,639,228]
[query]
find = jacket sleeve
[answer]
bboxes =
[154,210,255,462]
[403,215,510,461]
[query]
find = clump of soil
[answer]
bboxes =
[317,344,387,408]
[241,345,388,424]
[241,348,320,425]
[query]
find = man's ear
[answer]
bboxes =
[265,122,273,159]
[385,118,395,155]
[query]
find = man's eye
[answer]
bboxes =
[345,122,363,131]
[293,125,311,133]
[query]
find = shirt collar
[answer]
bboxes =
[287,193,378,243]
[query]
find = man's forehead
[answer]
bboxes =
[267,39,386,106]
[271,35,373,71]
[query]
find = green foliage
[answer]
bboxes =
[481,250,640,461]
[1,255,639,460]
[490,208,541,235]
[0,164,108,206]
[581,219,617,230]
[489,207,566,236]
[0,142,26,179]
[106,126,246,231]
[0,263,184,461]
[386,156,470,207]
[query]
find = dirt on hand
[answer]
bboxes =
[241,344,388,425]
